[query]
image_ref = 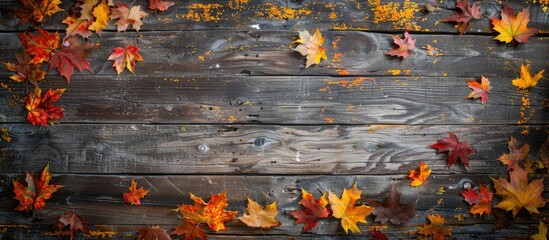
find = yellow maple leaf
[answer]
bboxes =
[238,198,281,229]
[417,214,452,240]
[292,29,327,68]
[532,220,548,240]
[491,5,538,43]
[491,167,547,216]
[89,0,110,33]
[512,63,544,90]
[328,182,373,234]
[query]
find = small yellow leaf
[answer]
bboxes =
[512,64,544,90]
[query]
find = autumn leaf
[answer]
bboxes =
[491,5,538,43]
[531,220,548,240]
[491,208,513,231]
[408,161,431,187]
[289,189,329,232]
[25,87,66,126]
[123,179,149,205]
[48,36,95,83]
[12,162,62,212]
[367,184,418,225]
[431,132,475,168]
[512,63,544,90]
[442,0,481,34]
[89,0,110,33]
[137,226,170,240]
[461,183,492,216]
[176,191,237,232]
[13,0,63,25]
[19,29,60,64]
[62,16,93,39]
[417,214,452,240]
[2,50,46,86]
[466,76,491,104]
[63,0,110,38]
[292,29,327,68]
[491,166,547,216]
[108,45,143,74]
[386,31,416,59]
[328,182,373,234]
[109,3,148,32]
[148,0,174,12]
[369,228,389,240]
[497,137,530,171]
[53,210,90,240]
[238,198,281,229]
[171,219,207,240]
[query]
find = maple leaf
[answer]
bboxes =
[109,3,148,32]
[531,220,548,240]
[369,228,389,240]
[417,214,452,240]
[289,189,330,232]
[239,198,281,229]
[386,31,416,59]
[461,183,493,216]
[108,45,143,74]
[123,179,149,205]
[12,162,62,212]
[13,0,63,25]
[171,219,207,240]
[431,132,475,168]
[176,191,237,232]
[2,50,46,86]
[25,87,66,126]
[292,29,327,68]
[53,210,90,240]
[328,182,373,234]
[466,76,491,104]
[441,0,481,34]
[497,137,530,171]
[408,161,431,187]
[48,36,95,83]
[367,184,418,225]
[63,0,109,38]
[512,63,544,90]
[19,29,60,64]
[491,208,513,231]
[137,226,170,240]
[63,16,93,39]
[88,0,110,33]
[148,0,174,12]
[491,5,538,43]
[491,166,547,216]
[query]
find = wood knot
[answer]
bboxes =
[253,136,271,148]
[197,144,210,153]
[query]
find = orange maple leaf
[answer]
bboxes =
[417,214,452,240]
[176,191,237,232]
[491,166,547,216]
[408,161,431,187]
[109,3,148,32]
[19,29,60,64]
[2,50,46,86]
[328,182,373,234]
[461,183,493,216]
[25,87,66,126]
[466,76,491,104]
[238,198,281,229]
[13,0,63,25]
[491,5,538,43]
[497,137,530,171]
[108,45,143,74]
[292,29,327,68]
[512,63,544,90]
[123,179,149,206]
[12,162,63,212]
[170,219,207,240]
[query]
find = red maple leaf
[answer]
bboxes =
[497,137,530,171]
[137,226,170,240]
[466,76,491,104]
[108,44,143,74]
[148,0,174,12]
[431,132,475,168]
[386,31,416,59]
[123,179,149,205]
[25,87,66,126]
[289,189,330,232]
[462,183,493,216]
[442,0,482,34]
[369,228,389,240]
[53,210,91,240]
[19,29,60,64]
[48,36,95,83]
[12,162,63,212]
[170,220,207,240]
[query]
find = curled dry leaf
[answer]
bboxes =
[328,182,373,234]
[386,31,416,59]
[512,63,544,90]
[466,76,490,104]
[408,161,431,187]
[441,0,481,34]
[239,198,281,229]
[13,0,63,25]
[2,50,46,86]
[431,132,475,168]
[292,29,327,68]
[108,45,143,74]
[417,214,452,240]
[109,3,148,32]
[12,162,63,212]
[367,184,418,225]
[491,5,538,44]
[25,87,66,126]
[176,191,237,232]
[53,210,90,240]
[123,179,149,205]
[461,183,493,216]
[289,189,330,232]
[171,219,207,240]
[137,226,170,240]
[491,167,547,216]
[497,137,530,171]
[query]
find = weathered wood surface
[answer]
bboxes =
[0,0,547,33]
[0,124,547,175]
[0,175,547,236]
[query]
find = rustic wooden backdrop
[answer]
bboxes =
[0,0,548,239]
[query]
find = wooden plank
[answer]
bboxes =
[0,31,547,78]
[1,74,547,124]
[0,174,547,235]
[1,124,546,175]
[0,0,547,33]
